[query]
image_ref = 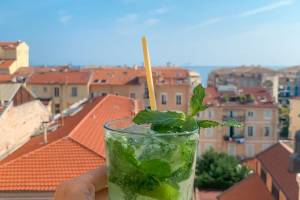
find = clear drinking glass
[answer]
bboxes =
[104,117,199,200]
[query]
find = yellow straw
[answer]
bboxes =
[141,36,157,110]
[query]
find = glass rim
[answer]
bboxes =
[103,117,199,137]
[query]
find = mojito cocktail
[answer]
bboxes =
[103,85,241,200]
[104,118,199,200]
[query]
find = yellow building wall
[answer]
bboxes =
[289,99,300,140]
[266,172,272,192]
[26,84,89,113]
[89,77,191,113]
[198,106,278,158]
[0,42,29,74]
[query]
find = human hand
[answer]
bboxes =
[54,165,108,200]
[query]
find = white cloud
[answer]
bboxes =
[151,6,169,15]
[59,14,72,25]
[145,18,160,26]
[117,13,138,24]
[185,17,223,32]
[239,0,294,17]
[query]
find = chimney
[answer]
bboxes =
[42,121,49,144]
[289,130,300,200]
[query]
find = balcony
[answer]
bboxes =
[223,135,245,144]
[223,115,245,122]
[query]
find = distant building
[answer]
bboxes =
[198,86,279,159]
[0,95,135,199]
[0,83,50,159]
[87,66,197,112]
[0,41,29,74]
[207,66,275,88]
[26,69,92,114]
[218,142,297,200]
[289,97,300,140]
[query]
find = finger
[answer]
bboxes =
[95,188,108,200]
[81,165,107,191]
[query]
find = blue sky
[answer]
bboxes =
[1,0,300,66]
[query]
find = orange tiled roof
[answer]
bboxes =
[204,87,277,108]
[0,95,135,191]
[218,174,273,200]
[86,67,189,85]
[0,74,12,83]
[0,42,20,49]
[27,71,91,85]
[257,143,298,200]
[0,60,14,69]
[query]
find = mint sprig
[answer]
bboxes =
[133,84,242,133]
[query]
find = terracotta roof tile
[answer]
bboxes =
[218,174,273,200]
[86,67,189,85]
[0,42,20,49]
[257,143,298,200]
[0,60,14,69]
[0,74,12,83]
[27,71,91,85]
[0,95,135,191]
[69,95,135,157]
[0,138,104,191]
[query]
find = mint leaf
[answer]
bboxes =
[140,159,172,178]
[189,85,208,117]
[222,119,243,128]
[133,110,185,126]
[181,117,198,132]
[197,120,220,128]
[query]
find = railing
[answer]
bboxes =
[223,135,245,144]
[223,115,245,122]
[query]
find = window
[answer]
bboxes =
[102,93,107,96]
[228,144,236,156]
[161,93,167,105]
[208,110,213,119]
[264,110,273,120]
[246,144,254,157]
[54,104,60,114]
[54,87,60,97]
[264,126,272,137]
[247,111,255,118]
[204,143,213,152]
[71,87,78,97]
[115,93,119,96]
[176,93,182,105]
[204,128,213,138]
[247,126,255,137]
[272,183,280,200]
[43,87,47,93]
[260,168,267,183]
[129,92,136,99]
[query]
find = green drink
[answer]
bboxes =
[103,85,241,200]
[104,119,199,200]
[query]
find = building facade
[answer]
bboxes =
[289,97,300,140]
[26,70,92,114]
[198,87,279,159]
[0,41,29,74]
[88,67,199,112]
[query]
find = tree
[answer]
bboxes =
[194,149,251,190]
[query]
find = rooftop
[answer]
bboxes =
[257,142,297,200]
[27,70,91,85]
[87,66,189,86]
[0,60,14,69]
[0,41,21,49]
[0,95,135,191]
[204,87,276,108]
[211,66,275,76]
[218,174,273,200]
[0,74,12,83]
